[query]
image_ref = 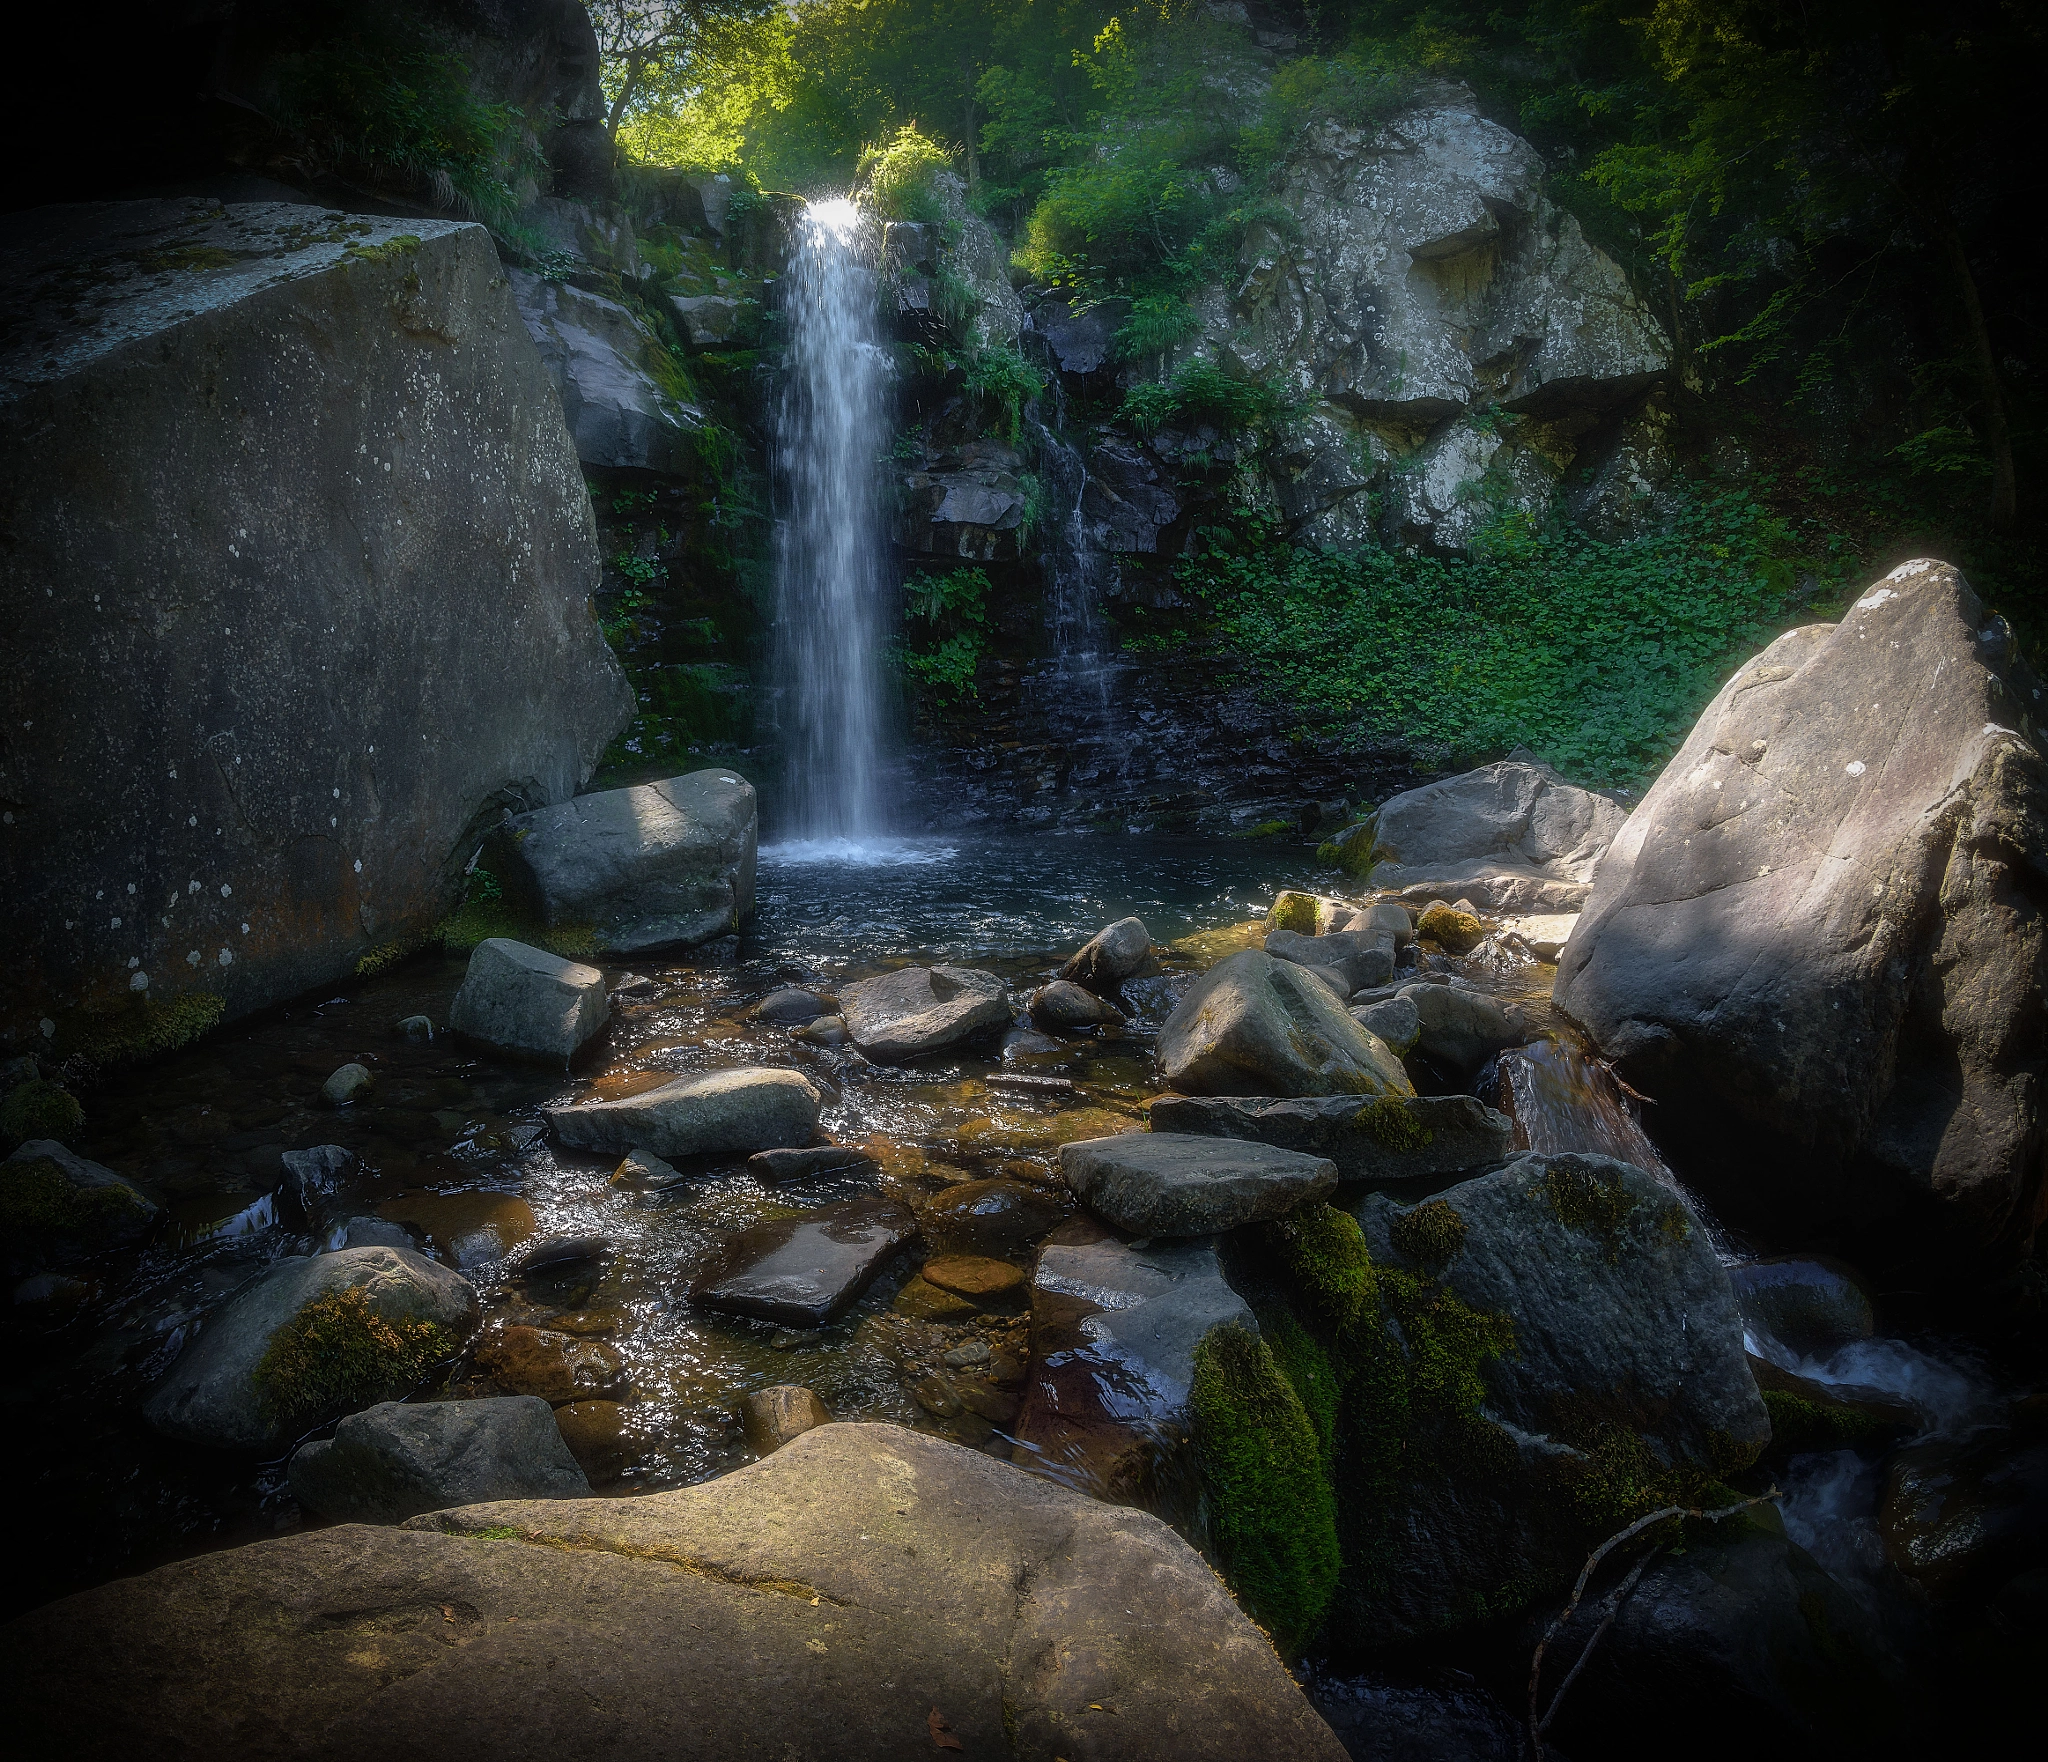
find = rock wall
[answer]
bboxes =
[0,200,632,1055]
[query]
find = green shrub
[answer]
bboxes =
[900,565,992,703]
[961,344,1046,441]
[1121,359,1291,441]
[858,123,955,222]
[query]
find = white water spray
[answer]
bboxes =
[772,198,890,839]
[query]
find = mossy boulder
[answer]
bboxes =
[143,1247,478,1451]
[0,1079,83,1148]
[1416,900,1486,954]
[0,1140,157,1274]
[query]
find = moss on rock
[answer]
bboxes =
[0,1154,148,1254]
[1359,1095,1434,1152]
[1190,1324,1341,1655]
[1416,901,1485,954]
[1263,890,1325,935]
[252,1285,454,1431]
[1389,1197,1466,1270]
[0,1079,84,1147]
[1760,1387,1893,1457]
[1540,1158,1640,1259]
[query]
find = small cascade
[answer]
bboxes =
[770,198,890,841]
[1026,409,1116,725]
[1486,1037,1673,1177]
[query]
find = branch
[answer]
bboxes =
[1526,1488,1779,1761]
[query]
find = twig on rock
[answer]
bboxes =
[1526,1487,1779,1760]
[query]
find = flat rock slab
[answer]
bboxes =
[1060,1134,1337,1236]
[1157,949,1414,1098]
[921,1254,1026,1300]
[1147,1094,1516,1186]
[449,939,609,1069]
[501,769,757,955]
[840,965,1011,1062]
[287,1397,588,1523]
[1,1426,1345,1762]
[691,1198,917,1326]
[548,1067,820,1161]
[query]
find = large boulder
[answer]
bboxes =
[448,939,609,1068]
[1370,759,1628,911]
[288,1397,590,1523]
[547,1068,820,1161]
[0,1140,157,1274]
[1157,950,1414,1097]
[498,770,757,954]
[1,1425,1344,1761]
[1400,981,1524,1074]
[1264,926,1397,992]
[0,201,632,1053]
[1060,1134,1338,1235]
[1146,1093,1514,1186]
[508,272,696,472]
[840,965,1011,1062]
[1554,560,2048,1259]
[142,1246,479,1452]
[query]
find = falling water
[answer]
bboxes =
[772,198,889,840]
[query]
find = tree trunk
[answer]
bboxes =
[605,54,648,141]
[1936,224,2017,531]
[962,92,980,198]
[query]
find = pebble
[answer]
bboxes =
[791,1013,850,1046]
[740,1384,832,1455]
[941,1340,992,1368]
[321,1063,374,1105]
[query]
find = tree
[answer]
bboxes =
[589,0,776,140]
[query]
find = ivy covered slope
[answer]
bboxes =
[609,0,2038,796]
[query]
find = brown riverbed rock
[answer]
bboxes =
[553,1399,633,1483]
[740,1384,832,1455]
[920,1254,1027,1302]
[475,1326,626,1405]
[0,1425,1346,1761]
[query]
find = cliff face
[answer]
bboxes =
[0,199,632,1055]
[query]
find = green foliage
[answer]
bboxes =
[252,1285,455,1430]
[434,858,596,959]
[1114,292,1201,364]
[1179,489,1809,786]
[0,1079,84,1148]
[1189,1325,1342,1654]
[1759,1387,1895,1458]
[857,123,956,221]
[960,344,1046,440]
[900,565,993,703]
[1120,359,1292,442]
[58,995,226,1068]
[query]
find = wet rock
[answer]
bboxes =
[394,1015,434,1044]
[504,1236,613,1278]
[449,939,609,1069]
[1147,1093,1515,1186]
[281,1144,358,1212]
[1060,916,1153,990]
[691,1197,917,1327]
[1061,1134,1337,1236]
[1402,983,1523,1075]
[0,201,631,1050]
[920,1179,1067,1260]
[499,770,757,955]
[1330,1153,1766,1640]
[376,1192,537,1268]
[1729,1257,1876,1360]
[1538,1509,1904,1760]
[321,1063,374,1106]
[740,1385,832,1456]
[1028,980,1126,1031]
[895,439,1030,560]
[1747,1356,1915,1456]
[1157,949,1415,1098]
[1349,994,1420,1054]
[668,292,752,346]
[840,965,1011,1062]
[1371,760,1627,913]
[1265,891,1357,936]
[287,1396,590,1523]
[476,1326,627,1405]
[548,1067,821,1161]
[921,1255,1027,1302]
[0,1140,157,1274]
[510,271,695,472]
[142,1246,479,1452]
[892,1275,978,1321]
[792,1014,850,1046]
[606,1148,688,1192]
[3,1426,1349,1760]
[1555,561,2048,1260]
[753,987,830,1024]
[1264,926,1396,991]
[328,1216,416,1252]
[746,1145,877,1182]
[1880,1431,2048,1600]
[553,1399,632,1482]
[1306,1671,1522,1762]
[1028,292,1125,374]
[1016,1223,1254,1501]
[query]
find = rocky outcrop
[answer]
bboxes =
[1146,1093,1514,1185]
[1,1425,1344,1760]
[1195,83,1669,548]
[1060,1133,1338,1235]
[547,1068,821,1160]
[448,939,609,1067]
[0,201,631,1054]
[143,1246,479,1452]
[1554,560,2048,1259]
[498,769,757,954]
[288,1397,590,1522]
[1157,949,1414,1096]
[1371,758,1628,910]
[893,437,1032,561]
[509,272,698,472]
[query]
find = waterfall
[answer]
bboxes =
[771,198,889,841]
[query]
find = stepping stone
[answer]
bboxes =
[753,988,832,1024]
[691,1197,917,1327]
[548,1067,820,1160]
[608,1148,689,1191]
[1058,1134,1337,1236]
[746,1145,878,1182]
[1145,1093,1514,1187]
[921,1254,1026,1301]
[448,939,609,1068]
[1028,981,1125,1031]
[840,965,1011,1062]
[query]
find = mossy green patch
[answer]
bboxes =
[0,1079,84,1147]
[59,993,226,1067]
[1761,1387,1894,1457]
[1389,1198,1467,1271]
[1190,1324,1340,1655]
[252,1285,454,1430]
[354,937,421,979]
[345,234,423,263]
[1263,890,1324,935]
[1540,1159,1640,1260]
[1235,819,1293,840]
[470,1524,523,1541]
[0,1155,146,1258]
[1359,1096,1432,1153]
[138,244,247,272]
[1316,817,1384,878]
